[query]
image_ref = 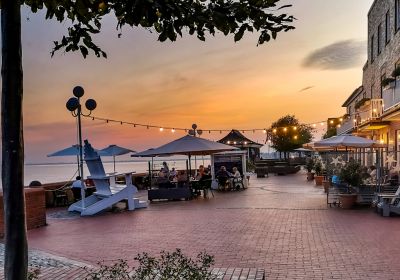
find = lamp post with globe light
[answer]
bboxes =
[65,86,97,183]
[188,124,203,176]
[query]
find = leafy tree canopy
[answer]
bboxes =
[269,115,313,153]
[16,0,295,58]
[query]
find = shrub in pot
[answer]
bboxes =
[306,158,315,181]
[338,160,362,209]
[314,160,324,186]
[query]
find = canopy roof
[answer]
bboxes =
[218,130,263,147]
[134,135,238,157]
[313,135,382,149]
[47,145,83,157]
[99,145,135,156]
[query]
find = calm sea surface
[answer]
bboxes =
[22,157,211,186]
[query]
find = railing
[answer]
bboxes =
[356,99,384,127]
[382,79,400,111]
[337,118,354,135]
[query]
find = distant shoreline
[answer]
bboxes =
[25,157,210,166]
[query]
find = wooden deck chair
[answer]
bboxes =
[68,140,147,216]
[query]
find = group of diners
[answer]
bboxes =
[154,162,244,191]
[215,165,244,191]
[155,162,212,189]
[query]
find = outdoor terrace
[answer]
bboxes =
[4,172,400,279]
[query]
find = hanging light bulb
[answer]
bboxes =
[320,122,324,126]
[283,127,287,132]
[312,124,317,128]
[294,135,298,140]
[171,128,175,133]
[263,129,267,134]
[293,126,297,131]
[273,128,277,133]
[160,127,164,132]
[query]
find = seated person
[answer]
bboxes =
[177,170,187,188]
[157,168,170,187]
[196,165,205,180]
[216,166,231,190]
[369,166,377,183]
[169,167,177,180]
[232,167,241,179]
[200,168,212,181]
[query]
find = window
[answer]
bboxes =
[386,11,390,43]
[370,34,375,63]
[378,23,382,54]
[396,0,400,31]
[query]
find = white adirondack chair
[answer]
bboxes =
[68,140,147,216]
[376,186,400,217]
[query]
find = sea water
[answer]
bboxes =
[22,157,211,186]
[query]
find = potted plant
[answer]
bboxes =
[314,160,324,186]
[305,158,314,181]
[338,160,362,209]
[322,164,334,193]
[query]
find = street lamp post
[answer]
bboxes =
[189,124,203,176]
[66,86,97,209]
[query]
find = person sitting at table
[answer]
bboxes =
[196,165,205,180]
[157,168,169,187]
[199,168,212,181]
[177,170,188,188]
[216,166,231,190]
[169,167,177,180]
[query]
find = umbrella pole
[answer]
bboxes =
[194,156,197,177]
[113,155,116,173]
[188,154,192,180]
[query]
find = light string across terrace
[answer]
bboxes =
[84,115,348,135]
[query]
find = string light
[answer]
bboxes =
[87,115,364,137]
[294,135,298,140]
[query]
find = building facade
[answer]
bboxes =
[338,0,400,156]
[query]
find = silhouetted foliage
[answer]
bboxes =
[85,249,216,280]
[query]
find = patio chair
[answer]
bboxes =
[199,179,214,198]
[375,186,400,216]
[68,140,147,216]
[216,176,229,191]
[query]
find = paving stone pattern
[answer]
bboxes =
[3,172,400,279]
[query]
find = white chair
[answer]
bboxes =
[376,186,400,217]
[68,140,147,216]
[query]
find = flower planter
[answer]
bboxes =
[306,172,315,181]
[339,193,357,209]
[314,175,324,186]
[323,180,330,193]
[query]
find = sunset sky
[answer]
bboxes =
[20,0,374,163]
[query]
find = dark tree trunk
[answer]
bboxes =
[1,1,27,279]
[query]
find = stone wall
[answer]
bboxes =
[363,0,400,99]
[0,188,47,237]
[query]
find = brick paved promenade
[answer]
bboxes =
[13,173,400,279]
